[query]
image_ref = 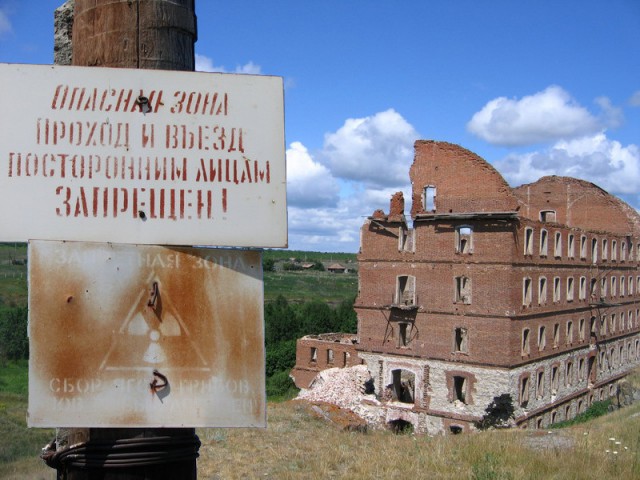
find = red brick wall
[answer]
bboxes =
[409,141,519,217]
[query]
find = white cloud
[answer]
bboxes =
[467,86,601,146]
[494,133,640,197]
[594,96,623,129]
[195,53,261,74]
[286,141,339,208]
[320,109,419,188]
[0,8,11,35]
[283,110,418,251]
[630,91,640,107]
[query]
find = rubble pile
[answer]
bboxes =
[296,365,384,427]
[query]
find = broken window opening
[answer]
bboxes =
[423,185,436,212]
[553,323,560,348]
[524,227,534,255]
[538,326,546,351]
[520,376,530,407]
[601,276,608,297]
[611,240,617,261]
[388,419,414,434]
[579,318,585,341]
[310,347,318,363]
[553,277,561,303]
[611,276,617,297]
[551,366,559,394]
[621,241,627,261]
[554,231,562,258]
[568,233,575,258]
[455,276,472,304]
[536,370,545,399]
[399,228,415,253]
[327,348,334,364]
[590,278,597,298]
[566,276,575,302]
[391,369,415,404]
[523,277,532,306]
[449,425,463,435]
[522,328,531,355]
[540,210,556,222]
[540,229,549,256]
[456,225,473,254]
[396,275,416,306]
[538,277,547,304]
[566,321,574,344]
[453,376,467,404]
[579,276,586,300]
[398,323,411,347]
[566,362,574,386]
[591,238,598,264]
[454,327,469,353]
[602,238,608,261]
[580,235,587,259]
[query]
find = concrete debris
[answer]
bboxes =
[296,365,384,427]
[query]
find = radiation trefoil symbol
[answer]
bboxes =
[99,272,210,372]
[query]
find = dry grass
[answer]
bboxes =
[3,385,639,479]
[1,400,638,479]
[195,398,640,480]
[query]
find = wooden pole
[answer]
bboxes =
[50,1,199,478]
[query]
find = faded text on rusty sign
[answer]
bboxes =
[28,241,266,428]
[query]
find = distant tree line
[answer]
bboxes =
[0,296,358,400]
[264,295,356,398]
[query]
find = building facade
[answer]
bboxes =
[291,140,640,434]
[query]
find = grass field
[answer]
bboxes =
[1,366,638,479]
[0,243,358,307]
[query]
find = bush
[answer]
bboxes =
[265,340,297,377]
[266,370,299,399]
[282,262,302,271]
[262,258,275,272]
[550,399,612,428]
[0,306,28,361]
[475,394,515,430]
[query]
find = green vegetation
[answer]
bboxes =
[0,243,28,308]
[264,295,357,398]
[550,399,612,429]
[0,361,54,472]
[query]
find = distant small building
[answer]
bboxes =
[301,262,315,269]
[327,263,347,273]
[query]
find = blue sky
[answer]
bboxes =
[1,1,639,252]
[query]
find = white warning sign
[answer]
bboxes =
[28,240,266,428]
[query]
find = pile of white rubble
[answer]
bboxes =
[295,364,385,426]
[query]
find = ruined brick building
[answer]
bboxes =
[291,140,640,434]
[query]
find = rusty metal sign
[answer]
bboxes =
[28,240,266,428]
[0,63,286,247]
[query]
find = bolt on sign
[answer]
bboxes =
[0,63,286,247]
[28,240,266,428]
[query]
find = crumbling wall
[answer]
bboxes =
[291,334,360,389]
[409,141,519,217]
[513,176,640,236]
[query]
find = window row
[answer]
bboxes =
[519,339,640,407]
[523,227,639,263]
[522,275,640,306]
[522,313,640,355]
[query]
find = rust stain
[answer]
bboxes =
[28,240,265,428]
